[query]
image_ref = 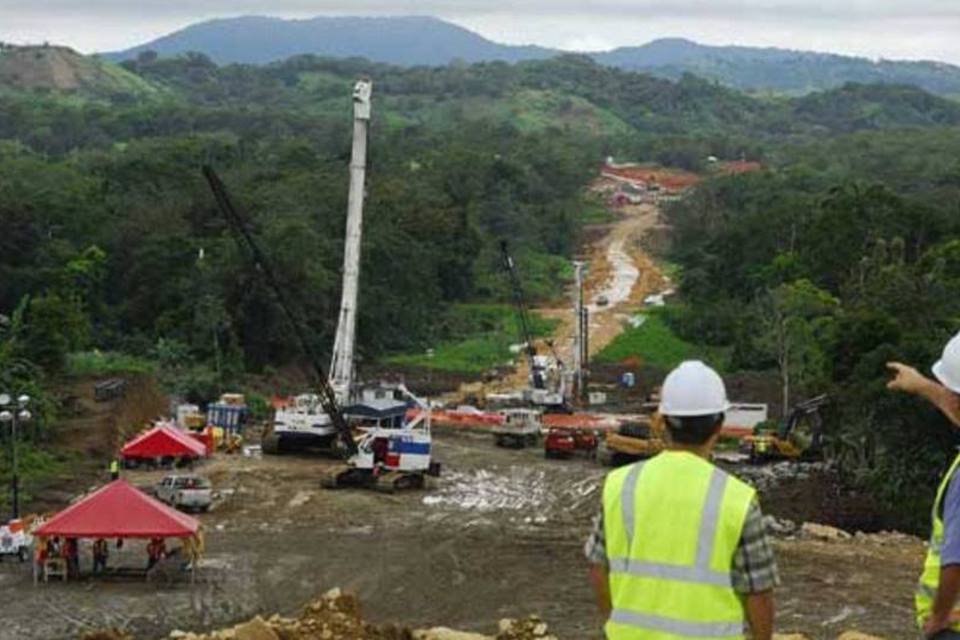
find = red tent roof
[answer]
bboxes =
[35,480,199,539]
[121,424,206,459]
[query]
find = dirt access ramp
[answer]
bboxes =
[449,173,670,400]
[538,200,669,372]
[30,374,167,511]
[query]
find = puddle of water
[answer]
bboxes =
[589,238,639,313]
[422,466,603,523]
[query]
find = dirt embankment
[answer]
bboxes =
[27,374,167,513]
[0,45,155,95]
[84,588,559,640]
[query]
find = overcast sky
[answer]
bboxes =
[2,1,960,64]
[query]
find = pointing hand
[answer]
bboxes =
[886,362,927,395]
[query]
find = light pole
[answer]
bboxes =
[0,393,31,520]
[426,349,435,395]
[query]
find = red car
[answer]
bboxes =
[544,428,598,458]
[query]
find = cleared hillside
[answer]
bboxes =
[0,44,161,97]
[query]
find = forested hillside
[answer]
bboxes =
[595,38,960,98]
[2,47,960,523]
[664,129,960,527]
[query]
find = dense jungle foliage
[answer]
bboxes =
[664,128,960,528]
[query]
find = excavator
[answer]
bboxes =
[202,137,438,491]
[596,402,666,467]
[740,394,829,463]
[499,240,569,413]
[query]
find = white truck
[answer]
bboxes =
[155,475,213,512]
[492,408,543,448]
[0,519,31,562]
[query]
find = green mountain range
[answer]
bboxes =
[103,16,960,97]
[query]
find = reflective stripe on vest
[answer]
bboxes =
[916,451,960,629]
[610,610,745,638]
[603,451,755,640]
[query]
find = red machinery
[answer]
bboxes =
[544,427,598,458]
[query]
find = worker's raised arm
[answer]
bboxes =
[887,362,960,427]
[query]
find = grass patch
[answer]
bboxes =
[580,195,616,225]
[67,351,156,377]
[658,260,683,282]
[384,303,559,373]
[0,443,69,511]
[376,89,636,137]
[594,308,730,371]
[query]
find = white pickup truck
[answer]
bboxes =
[0,520,31,562]
[155,475,213,512]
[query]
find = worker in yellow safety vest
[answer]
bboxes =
[585,360,778,639]
[109,458,119,480]
[889,331,960,638]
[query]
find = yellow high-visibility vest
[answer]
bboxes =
[109,460,119,474]
[602,451,756,639]
[916,452,960,629]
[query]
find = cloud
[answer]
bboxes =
[1,1,959,63]
[8,0,960,18]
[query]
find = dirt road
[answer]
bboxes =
[481,198,667,399]
[548,201,668,362]
[0,430,924,639]
[537,201,668,372]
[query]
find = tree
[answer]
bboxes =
[17,294,90,373]
[755,279,837,415]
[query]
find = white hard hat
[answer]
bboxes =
[659,360,730,417]
[933,331,960,394]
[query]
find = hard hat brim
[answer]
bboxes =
[933,360,960,395]
[658,401,731,417]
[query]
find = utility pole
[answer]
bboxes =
[330,79,372,404]
[0,393,31,520]
[572,261,587,402]
[581,306,589,400]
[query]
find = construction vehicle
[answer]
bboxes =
[741,394,828,463]
[499,241,569,412]
[254,76,370,454]
[269,394,336,453]
[323,383,438,491]
[596,414,666,467]
[544,427,598,459]
[0,519,30,562]
[202,83,438,491]
[492,408,542,448]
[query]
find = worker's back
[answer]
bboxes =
[602,451,755,639]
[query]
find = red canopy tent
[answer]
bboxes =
[35,480,199,539]
[121,424,207,461]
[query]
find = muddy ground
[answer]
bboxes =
[0,428,925,640]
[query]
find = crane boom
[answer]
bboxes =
[201,165,357,457]
[499,240,545,389]
[329,79,372,403]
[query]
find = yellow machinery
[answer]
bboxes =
[741,394,828,463]
[597,413,666,467]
